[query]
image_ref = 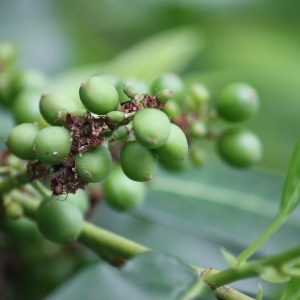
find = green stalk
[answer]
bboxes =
[205,245,300,288]
[236,213,287,265]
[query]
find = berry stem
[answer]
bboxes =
[236,213,287,265]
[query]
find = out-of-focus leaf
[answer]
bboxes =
[279,137,300,217]
[46,252,216,300]
[280,277,300,300]
[50,26,202,99]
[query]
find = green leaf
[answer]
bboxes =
[256,284,263,300]
[220,247,237,269]
[280,277,300,300]
[45,252,216,300]
[279,137,300,217]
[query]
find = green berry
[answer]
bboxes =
[107,111,125,123]
[123,83,137,99]
[11,69,48,97]
[154,123,188,161]
[217,83,259,123]
[112,125,130,140]
[57,189,89,215]
[150,73,184,102]
[189,121,207,139]
[217,128,262,168]
[189,146,206,167]
[33,127,72,164]
[116,77,149,103]
[133,108,170,149]
[102,166,145,211]
[6,123,41,160]
[161,100,181,121]
[79,76,119,115]
[0,42,17,70]
[155,89,172,104]
[39,91,78,126]
[12,90,46,125]
[36,197,84,244]
[120,140,157,182]
[185,83,210,111]
[75,145,112,183]
[159,157,190,173]
[92,72,119,86]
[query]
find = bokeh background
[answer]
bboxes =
[1,1,300,299]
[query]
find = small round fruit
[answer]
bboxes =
[102,166,145,211]
[217,83,259,123]
[33,126,72,164]
[185,83,210,111]
[75,145,112,183]
[154,123,188,161]
[120,140,157,182]
[12,90,46,125]
[133,108,170,149]
[79,76,119,115]
[189,121,207,139]
[39,91,78,126]
[36,197,84,244]
[161,100,181,121]
[159,157,189,173]
[57,189,89,215]
[116,77,149,103]
[217,128,262,168]
[150,73,184,102]
[6,123,41,160]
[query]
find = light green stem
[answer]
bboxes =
[205,244,300,288]
[236,213,286,265]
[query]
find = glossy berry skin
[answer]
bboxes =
[150,73,184,103]
[75,145,112,183]
[154,123,188,161]
[217,128,262,168]
[36,197,84,244]
[133,108,170,149]
[39,91,78,126]
[6,123,41,160]
[79,76,119,115]
[33,127,72,164]
[217,83,259,123]
[120,140,157,182]
[102,166,145,211]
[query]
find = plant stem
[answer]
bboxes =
[205,244,300,288]
[78,222,151,260]
[236,213,286,265]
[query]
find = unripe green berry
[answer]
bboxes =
[33,127,72,164]
[102,166,145,211]
[189,147,206,167]
[150,73,184,102]
[116,77,149,103]
[6,123,41,160]
[57,189,89,215]
[154,123,188,161]
[5,202,23,220]
[217,128,262,168]
[12,90,46,125]
[185,83,210,111]
[92,72,119,86]
[107,111,125,123]
[36,197,84,244]
[0,42,17,70]
[123,83,137,99]
[39,91,78,126]
[159,157,190,173]
[75,145,112,183]
[161,100,181,121]
[112,125,130,140]
[217,83,259,123]
[11,69,48,97]
[120,140,157,182]
[189,121,207,139]
[156,89,172,104]
[79,76,119,115]
[133,108,170,149]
